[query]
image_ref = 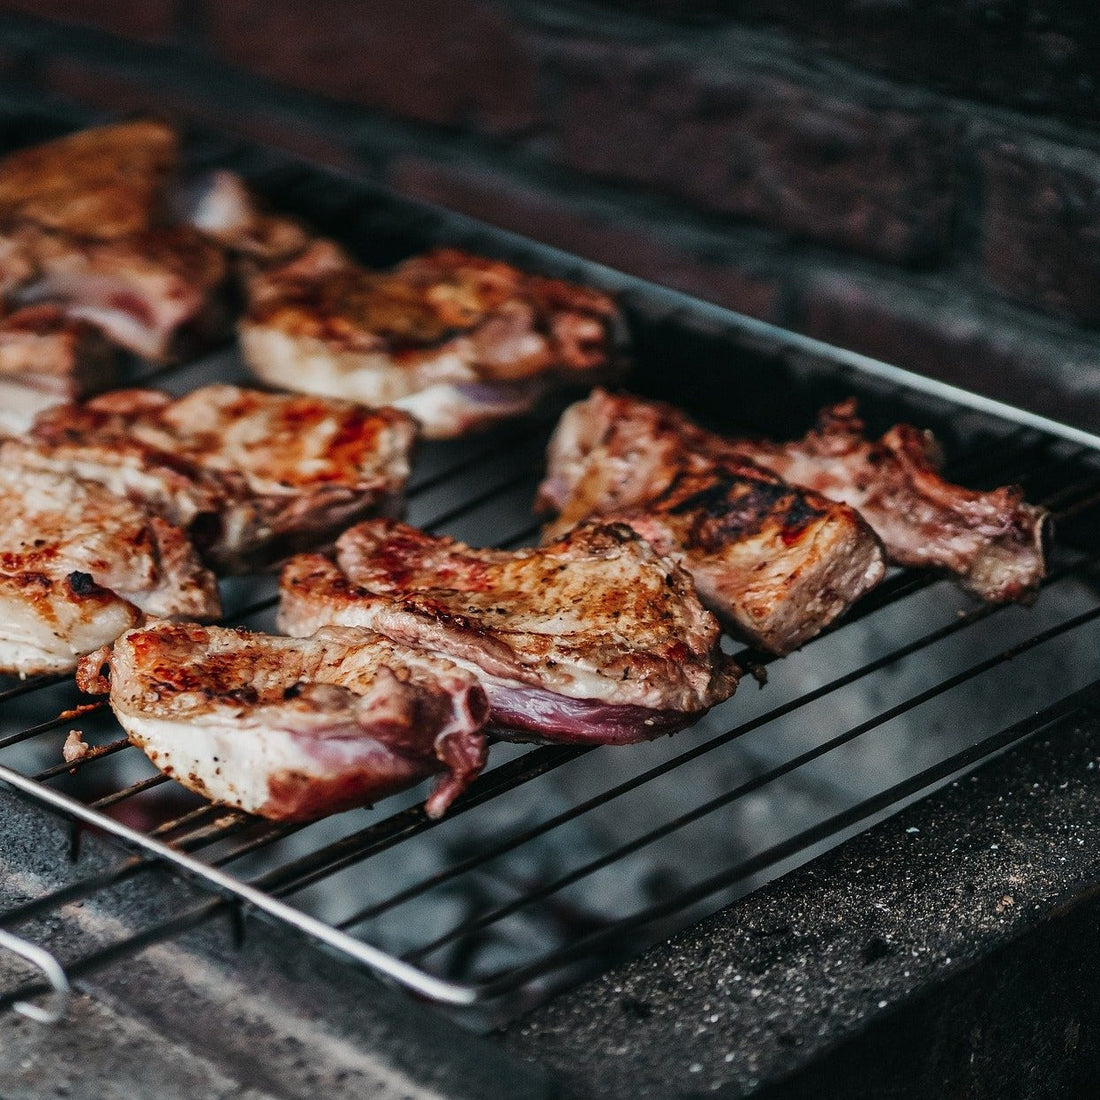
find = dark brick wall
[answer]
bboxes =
[0,0,1098,415]
[207,1,538,137]
[0,1,173,42]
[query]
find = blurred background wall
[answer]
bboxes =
[0,1,1098,413]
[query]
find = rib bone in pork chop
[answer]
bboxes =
[278,519,739,744]
[723,399,1049,604]
[240,241,624,438]
[77,623,489,821]
[537,390,886,655]
[0,466,220,675]
[3,384,417,571]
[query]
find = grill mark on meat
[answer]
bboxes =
[66,570,105,597]
[538,390,886,654]
[659,468,828,547]
[4,384,416,572]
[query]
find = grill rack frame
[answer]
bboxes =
[1,117,1100,1023]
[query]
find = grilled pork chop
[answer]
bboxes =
[537,390,886,655]
[77,623,489,821]
[0,466,219,675]
[3,222,229,361]
[241,242,624,438]
[723,399,1049,603]
[0,122,229,360]
[4,384,417,571]
[278,520,739,744]
[0,120,177,240]
[0,304,116,437]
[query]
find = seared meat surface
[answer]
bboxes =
[77,623,489,821]
[537,390,886,655]
[279,519,738,744]
[0,122,229,360]
[241,242,624,438]
[0,120,177,240]
[0,465,219,675]
[0,304,116,437]
[4,384,417,571]
[725,400,1049,603]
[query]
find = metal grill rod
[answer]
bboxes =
[242,744,585,895]
[0,759,489,1004]
[5,461,1093,892]
[402,599,1100,964]
[0,366,1095,1006]
[0,861,148,930]
[149,803,237,839]
[470,684,1093,997]
[229,506,1098,902]
[174,814,257,854]
[0,899,224,1018]
[335,555,1093,930]
[0,709,101,752]
[33,737,130,781]
[90,774,171,810]
[420,463,544,535]
[8,667,1089,1015]
[407,411,564,497]
[0,927,71,1024]
[0,674,67,706]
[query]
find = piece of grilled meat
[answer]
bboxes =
[279,519,739,744]
[0,304,117,437]
[722,399,1049,604]
[0,120,178,240]
[2,222,229,362]
[4,384,417,571]
[0,121,229,360]
[0,466,219,676]
[77,623,489,821]
[240,241,624,438]
[537,390,886,655]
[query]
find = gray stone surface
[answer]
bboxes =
[0,991,276,1100]
[499,684,1100,1097]
[0,796,554,1100]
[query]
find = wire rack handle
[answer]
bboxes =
[0,928,71,1024]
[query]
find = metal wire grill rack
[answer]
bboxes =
[1,131,1100,1028]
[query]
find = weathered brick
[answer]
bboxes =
[388,155,784,322]
[731,1,1100,123]
[980,139,1100,327]
[0,0,175,42]
[208,0,536,137]
[540,37,957,265]
[802,272,1100,429]
[43,59,358,171]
